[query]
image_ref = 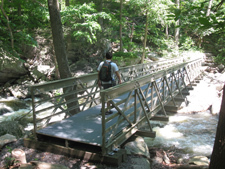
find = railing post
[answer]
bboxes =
[162,74,165,101]
[31,87,37,140]
[101,92,106,155]
[134,89,137,123]
[151,82,153,111]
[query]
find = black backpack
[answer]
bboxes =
[99,61,112,82]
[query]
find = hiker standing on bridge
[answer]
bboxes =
[97,51,122,115]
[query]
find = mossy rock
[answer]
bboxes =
[0,121,25,138]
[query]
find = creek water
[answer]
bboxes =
[144,111,218,158]
[0,98,65,131]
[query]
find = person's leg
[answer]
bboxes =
[108,80,116,108]
[102,84,113,114]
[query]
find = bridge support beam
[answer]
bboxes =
[150,115,169,122]
[24,138,127,167]
[135,130,156,138]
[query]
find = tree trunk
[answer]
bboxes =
[65,0,69,6]
[58,0,61,10]
[18,3,22,25]
[65,0,72,52]
[97,0,103,27]
[130,23,134,43]
[1,0,14,49]
[141,10,148,64]
[51,43,60,79]
[128,23,134,52]
[206,0,214,16]
[48,0,79,115]
[165,24,169,39]
[119,0,123,52]
[175,0,180,48]
[209,85,225,168]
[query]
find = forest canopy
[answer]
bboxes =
[0,0,225,65]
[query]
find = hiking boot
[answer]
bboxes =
[105,111,113,115]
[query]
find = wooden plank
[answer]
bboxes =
[182,90,190,95]
[174,96,186,101]
[150,115,169,121]
[135,130,156,138]
[24,138,126,166]
[189,83,198,86]
[164,104,180,113]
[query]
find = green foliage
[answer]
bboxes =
[4,146,21,169]
[4,157,16,169]
[0,0,225,66]
[114,51,138,58]
[61,3,111,44]
[157,38,177,56]
[6,146,13,153]
[113,52,139,66]
[214,55,225,65]
[214,34,225,65]
[0,0,47,56]
[179,36,196,51]
[168,0,224,35]
[166,0,225,59]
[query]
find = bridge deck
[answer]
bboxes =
[36,88,139,148]
[37,104,104,146]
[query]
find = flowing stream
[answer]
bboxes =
[144,111,218,158]
[0,97,65,131]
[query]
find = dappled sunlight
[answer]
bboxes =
[53,131,78,139]
[60,119,74,124]
[82,128,94,133]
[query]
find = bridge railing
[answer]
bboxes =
[29,57,188,138]
[100,58,202,155]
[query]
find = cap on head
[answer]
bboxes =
[106,52,112,59]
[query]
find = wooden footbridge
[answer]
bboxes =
[25,57,203,165]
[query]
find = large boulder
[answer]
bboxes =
[0,134,17,149]
[0,55,28,84]
[70,58,95,76]
[124,136,151,169]
[189,156,209,166]
[124,136,150,159]
[29,65,54,82]
[4,79,34,99]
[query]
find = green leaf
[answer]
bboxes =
[199,17,211,26]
